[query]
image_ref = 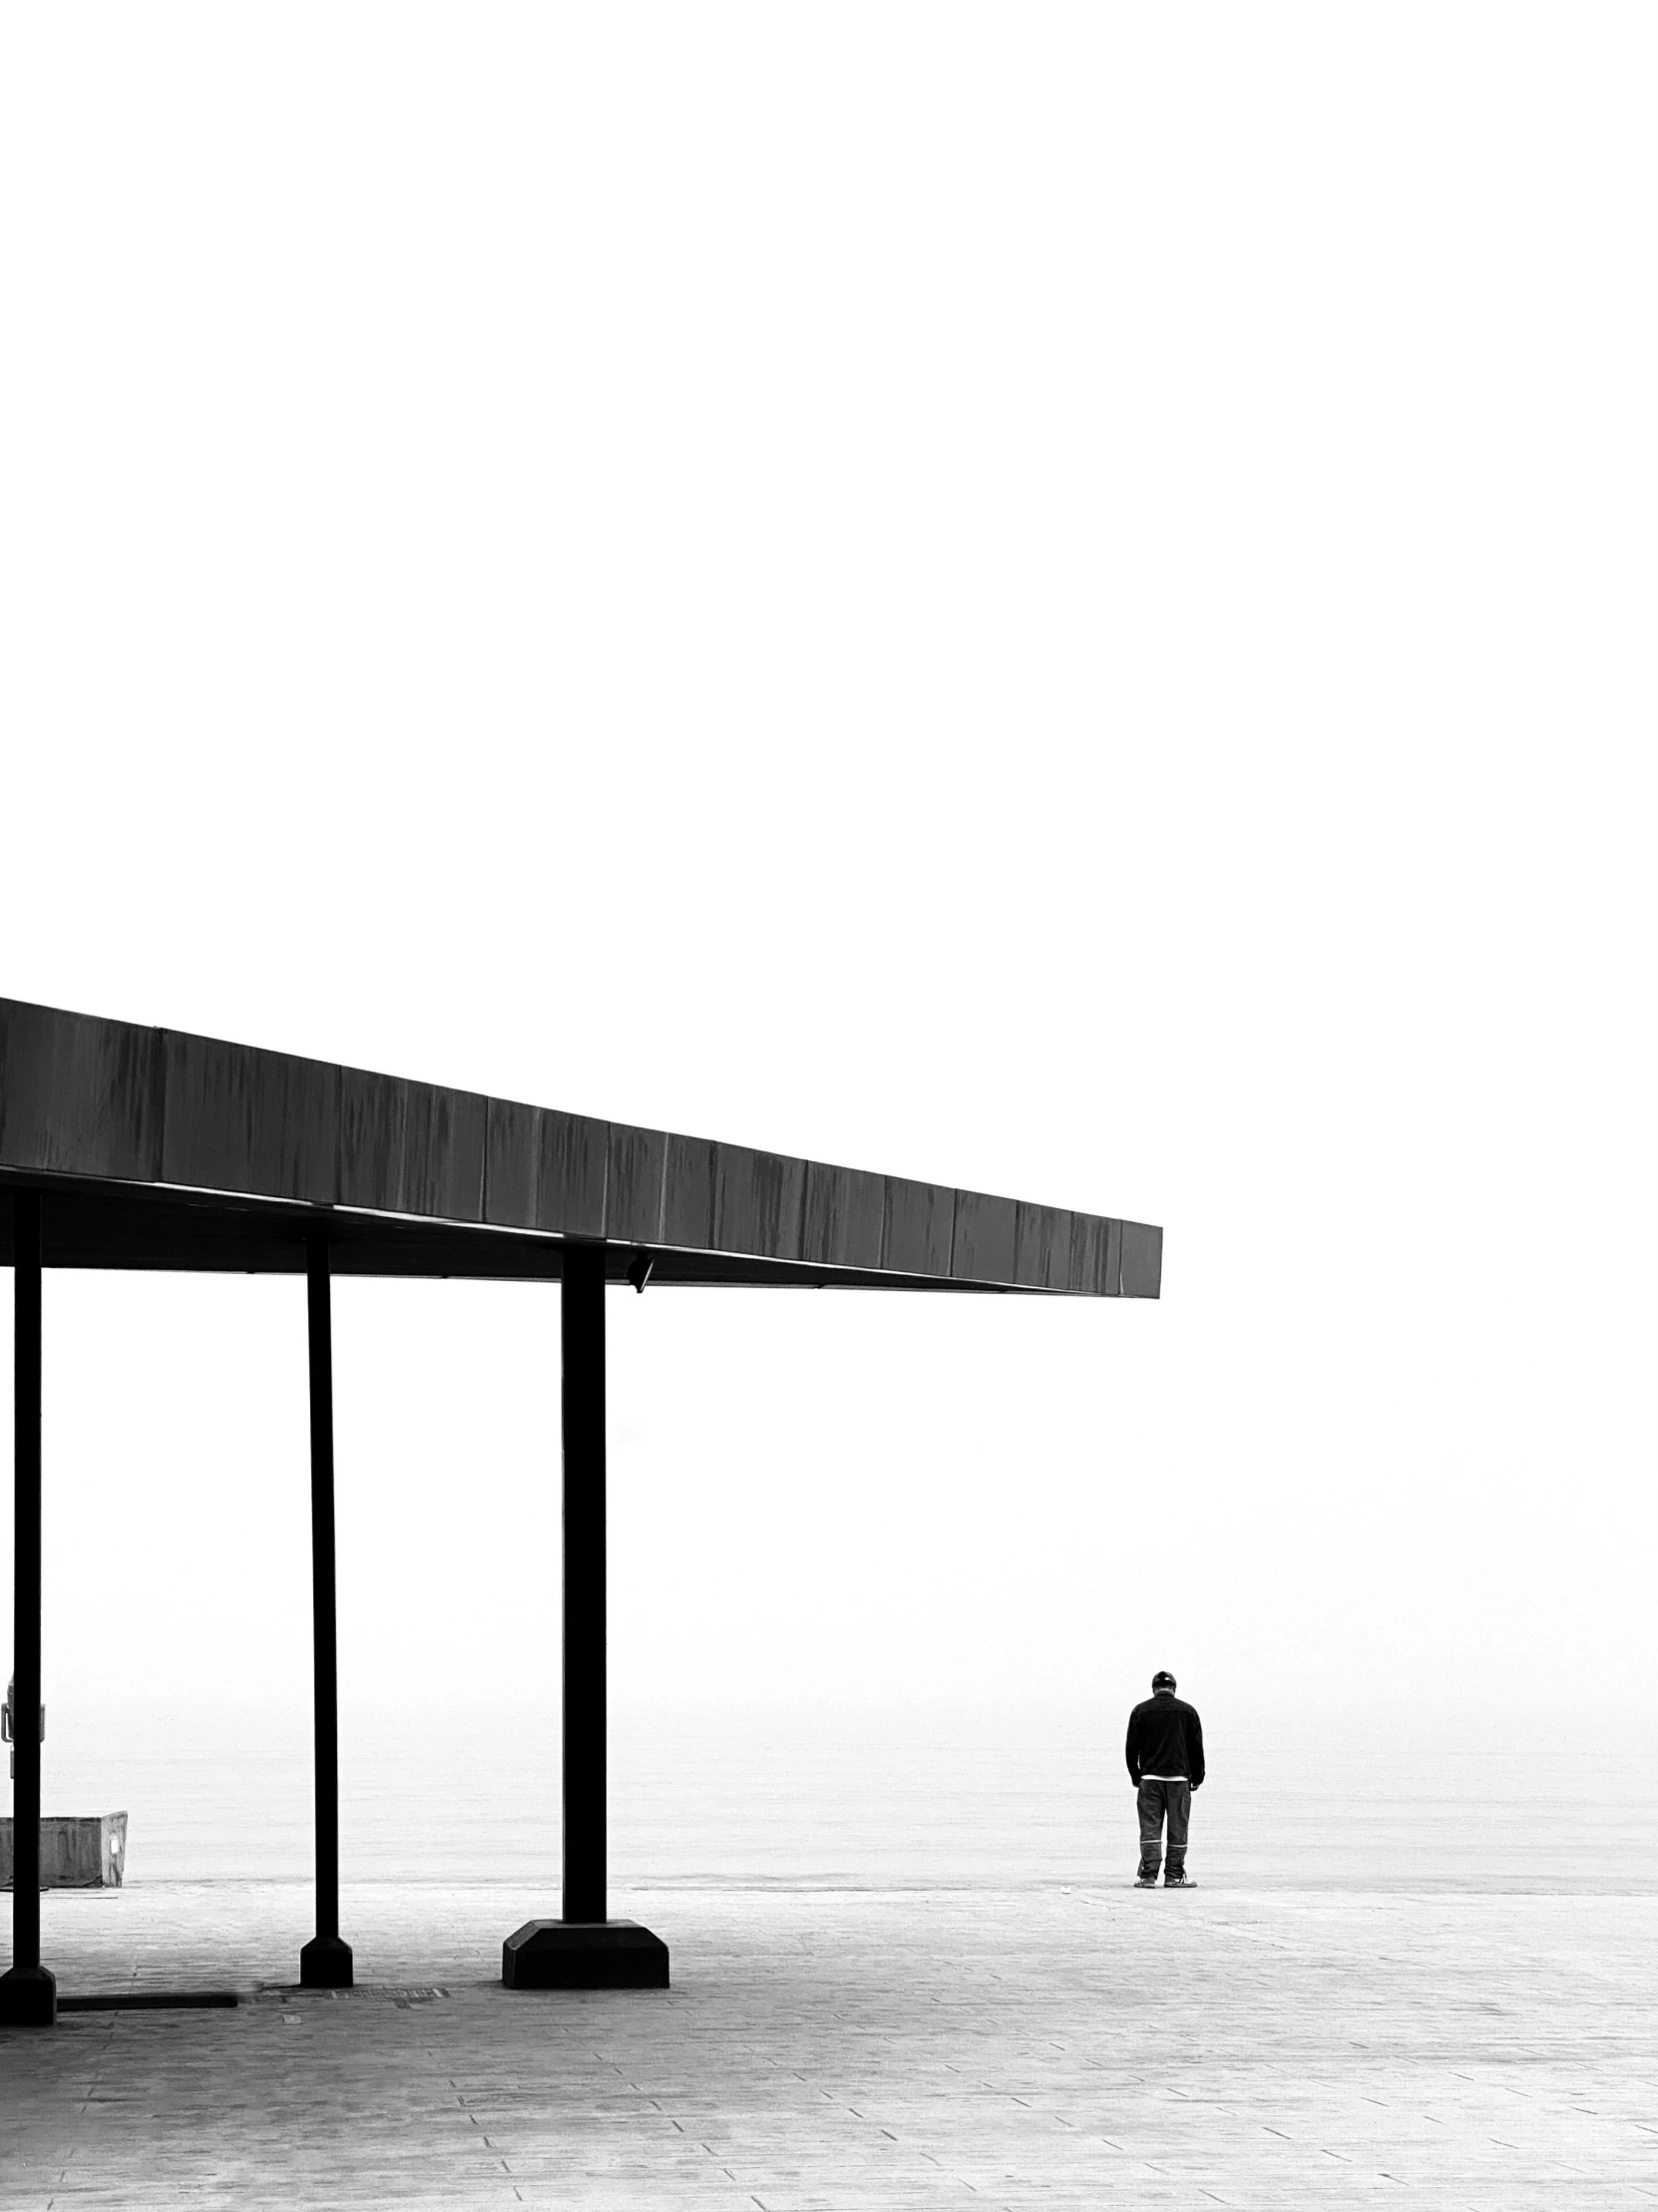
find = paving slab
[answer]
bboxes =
[2,1882,1655,2208]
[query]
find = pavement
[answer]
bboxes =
[2,1879,1655,2208]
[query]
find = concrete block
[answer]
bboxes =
[0,1814,126,1889]
[502,1919,669,1991]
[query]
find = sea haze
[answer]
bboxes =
[23,1700,1656,1895]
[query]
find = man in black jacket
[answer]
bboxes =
[1124,1670,1205,1888]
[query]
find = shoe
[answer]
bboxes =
[1164,1869,1194,1888]
[1134,1872,1158,1889]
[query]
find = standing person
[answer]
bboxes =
[1125,1670,1205,1888]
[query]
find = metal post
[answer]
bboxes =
[562,1242,607,1925]
[0,1191,55,2024]
[500,1247,665,1988]
[299,1231,352,1987]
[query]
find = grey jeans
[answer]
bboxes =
[1136,1778,1191,1874]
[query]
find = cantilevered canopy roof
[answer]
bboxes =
[0,999,1161,1297]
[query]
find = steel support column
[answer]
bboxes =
[500,1243,667,1989]
[0,1191,54,2025]
[562,1241,607,1924]
[299,1231,352,1988]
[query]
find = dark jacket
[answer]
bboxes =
[1125,1691,1205,1788]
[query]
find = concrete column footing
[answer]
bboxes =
[502,1920,668,1991]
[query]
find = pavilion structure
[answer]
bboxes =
[0,997,1160,2026]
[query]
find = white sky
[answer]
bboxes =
[1,7,1653,1730]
